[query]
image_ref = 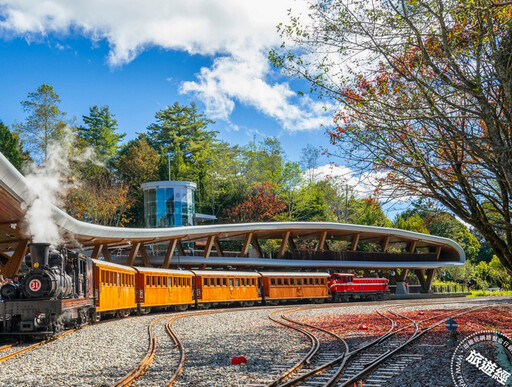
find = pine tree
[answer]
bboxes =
[0,121,24,170]
[78,105,125,162]
[15,84,66,163]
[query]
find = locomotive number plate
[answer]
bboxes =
[29,279,42,291]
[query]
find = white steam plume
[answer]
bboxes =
[22,128,97,245]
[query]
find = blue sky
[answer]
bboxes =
[0,0,409,219]
[0,1,336,164]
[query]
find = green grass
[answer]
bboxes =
[467,290,512,297]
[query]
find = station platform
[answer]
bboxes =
[390,292,471,300]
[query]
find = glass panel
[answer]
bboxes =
[204,278,207,286]
[290,278,295,285]
[271,278,276,285]
[297,279,302,285]
[223,278,227,286]
[229,279,233,286]
[278,278,282,285]
[235,279,240,286]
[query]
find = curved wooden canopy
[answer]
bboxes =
[0,152,465,276]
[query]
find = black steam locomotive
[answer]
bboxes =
[0,243,94,336]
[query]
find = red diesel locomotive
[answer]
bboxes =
[328,273,390,302]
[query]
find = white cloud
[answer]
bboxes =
[0,0,332,131]
[309,164,415,203]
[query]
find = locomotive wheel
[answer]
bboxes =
[92,312,101,323]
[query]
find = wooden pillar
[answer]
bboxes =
[102,247,112,262]
[240,232,253,257]
[214,238,224,257]
[126,242,141,266]
[203,235,215,258]
[396,268,408,281]
[316,231,327,251]
[288,237,297,251]
[416,268,436,293]
[139,245,153,268]
[409,240,417,252]
[91,244,103,260]
[176,240,186,256]
[351,234,360,251]
[278,231,290,259]
[1,239,29,277]
[436,246,442,260]
[252,237,263,258]
[381,236,390,252]
[162,239,178,269]
[415,269,426,291]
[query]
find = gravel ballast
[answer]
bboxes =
[0,297,509,386]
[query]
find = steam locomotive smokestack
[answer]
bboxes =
[29,243,50,268]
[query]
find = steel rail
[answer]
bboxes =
[112,315,167,387]
[265,308,320,387]
[276,308,351,387]
[0,328,78,363]
[338,304,496,387]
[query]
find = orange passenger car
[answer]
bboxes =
[92,259,137,319]
[260,272,330,303]
[191,270,261,307]
[136,267,194,312]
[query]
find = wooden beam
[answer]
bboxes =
[409,240,417,252]
[351,234,360,251]
[176,240,186,256]
[1,239,28,277]
[381,236,390,252]
[102,247,112,262]
[214,238,224,257]
[240,232,253,257]
[139,245,153,268]
[278,231,290,259]
[252,237,263,258]
[126,242,141,266]
[203,235,215,259]
[91,244,103,260]
[436,246,442,260]
[316,231,327,251]
[162,239,178,269]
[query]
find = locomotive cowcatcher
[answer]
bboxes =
[0,243,94,335]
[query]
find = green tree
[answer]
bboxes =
[117,136,160,226]
[353,198,392,228]
[0,121,25,170]
[77,105,125,162]
[272,0,512,273]
[393,214,430,234]
[294,182,334,222]
[427,213,481,263]
[300,144,321,184]
[15,84,66,163]
[146,102,216,160]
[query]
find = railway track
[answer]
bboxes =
[262,301,506,387]
[337,304,496,387]
[0,328,79,363]
[265,307,349,387]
